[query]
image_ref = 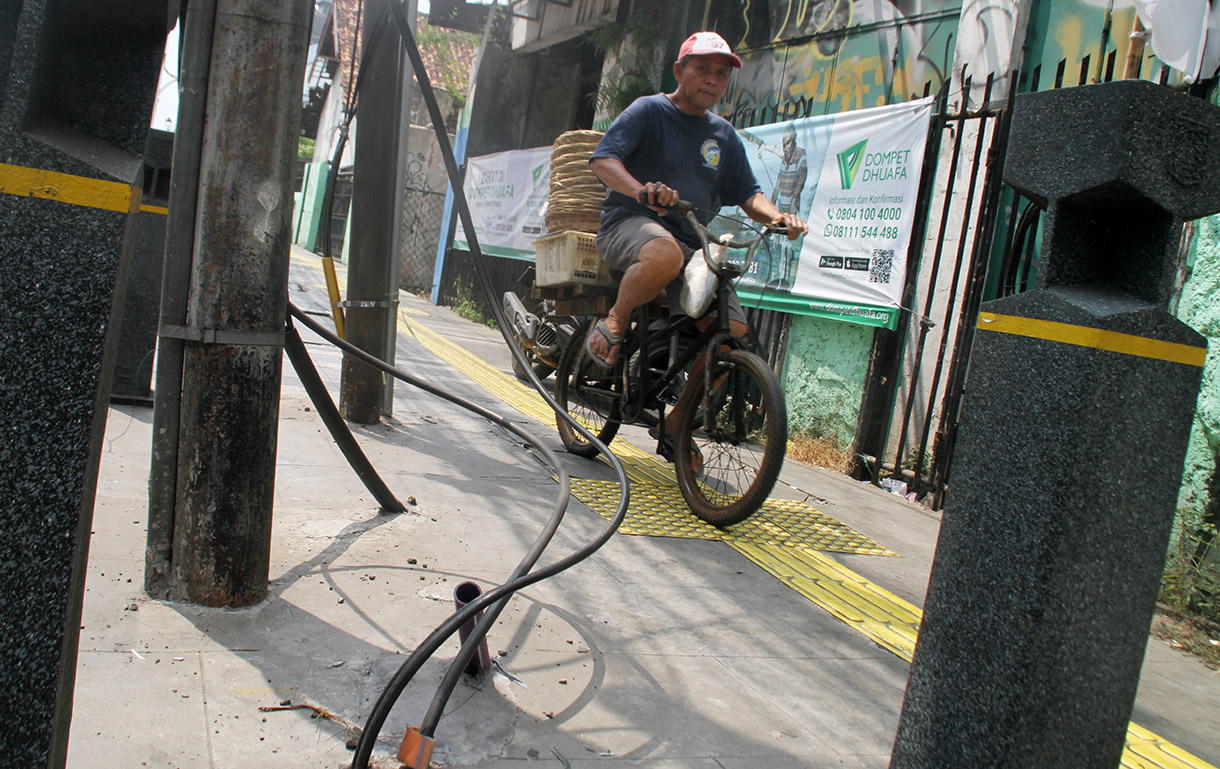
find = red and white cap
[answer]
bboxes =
[677,31,742,68]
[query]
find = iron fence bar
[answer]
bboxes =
[888,73,982,481]
[928,74,1019,504]
[851,77,952,478]
[904,73,996,481]
[995,187,1027,296]
[997,198,1043,297]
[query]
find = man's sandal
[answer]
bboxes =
[649,426,704,475]
[584,318,623,368]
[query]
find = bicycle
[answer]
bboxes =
[554,200,788,527]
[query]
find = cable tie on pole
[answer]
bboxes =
[157,324,284,346]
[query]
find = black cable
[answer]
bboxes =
[376,0,634,743]
[321,6,389,270]
[305,3,633,762]
[288,303,628,769]
[283,320,405,511]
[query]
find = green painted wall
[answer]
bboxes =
[1176,214,1220,520]
[294,159,329,251]
[781,315,872,447]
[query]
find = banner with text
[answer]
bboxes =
[453,145,551,260]
[728,98,933,329]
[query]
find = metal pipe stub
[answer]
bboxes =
[453,581,492,677]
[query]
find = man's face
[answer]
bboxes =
[674,54,735,112]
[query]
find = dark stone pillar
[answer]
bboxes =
[0,2,168,766]
[111,128,174,405]
[891,80,1220,769]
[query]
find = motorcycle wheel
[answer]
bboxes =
[512,350,555,381]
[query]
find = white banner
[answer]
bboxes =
[453,146,551,259]
[729,98,934,327]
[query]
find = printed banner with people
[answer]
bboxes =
[724,97,934,329]
[453,145,551,259]
[454,98,932,328]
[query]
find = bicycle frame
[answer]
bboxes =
[555,200,792,526]
[614,208,781,436]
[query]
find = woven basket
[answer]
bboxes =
[547,130,605,234]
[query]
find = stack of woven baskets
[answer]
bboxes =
[545,130,605,234]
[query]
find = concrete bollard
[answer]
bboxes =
[891,80,1220,769]
[0,4,169,767]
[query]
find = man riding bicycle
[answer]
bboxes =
[585,31,807,459]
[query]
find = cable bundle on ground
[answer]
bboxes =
[546,130,605,234]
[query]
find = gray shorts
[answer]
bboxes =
[595,216,746,324]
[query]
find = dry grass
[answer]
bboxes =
[1150,610,1220,671]
[787,434,855,474]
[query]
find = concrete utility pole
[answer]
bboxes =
[340,1,416,423]
[147,0,311,607]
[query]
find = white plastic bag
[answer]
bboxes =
[680,243,725,318]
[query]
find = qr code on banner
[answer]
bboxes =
[870,249,894,284]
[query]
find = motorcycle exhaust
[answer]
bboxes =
[502,291,540,346]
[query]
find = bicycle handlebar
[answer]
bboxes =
[635,189,788,241]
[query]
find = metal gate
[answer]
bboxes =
[728,74,1017,506]
[854,73,1017,507]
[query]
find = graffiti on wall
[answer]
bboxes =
[954,0,1021,106]
[711,0,961,123]
[1022,1,1162,93]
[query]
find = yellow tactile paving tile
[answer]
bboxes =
[731,541,919,659]
[730,542,1215,769]
[1122,724,1217,769]
[570,477,892,556]
[569,477,723,540]
[721,498,895,555]
[286,253,1216,769]
[396,310,560,427]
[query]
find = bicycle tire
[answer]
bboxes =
[512,350,555,381]
[555,321,622,458]
[673,349,786,527]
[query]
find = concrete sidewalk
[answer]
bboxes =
[66,249,1220,768]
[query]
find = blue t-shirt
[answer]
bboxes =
[590,94,762,250]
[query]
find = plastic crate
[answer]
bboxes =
[533,230,615,288]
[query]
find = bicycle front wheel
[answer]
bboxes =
[673,349,786,527]
[555,321,622,458]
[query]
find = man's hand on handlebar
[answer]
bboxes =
[637,182,682,214]
[771,212,807,241]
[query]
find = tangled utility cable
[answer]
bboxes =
[289,1,630,766]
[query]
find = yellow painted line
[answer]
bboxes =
[140,203,169,215]
[977,312,1207,367]
[0,161,139,213]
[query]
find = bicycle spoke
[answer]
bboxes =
[674,350,786,527]
[555,322,622,458]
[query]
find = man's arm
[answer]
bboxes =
[740,192,808,240]
[589,156,680,211]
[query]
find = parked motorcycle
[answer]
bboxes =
[502,288,578,381]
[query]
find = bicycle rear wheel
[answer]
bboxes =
[673,349,786,527]
[555,321,622,458]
